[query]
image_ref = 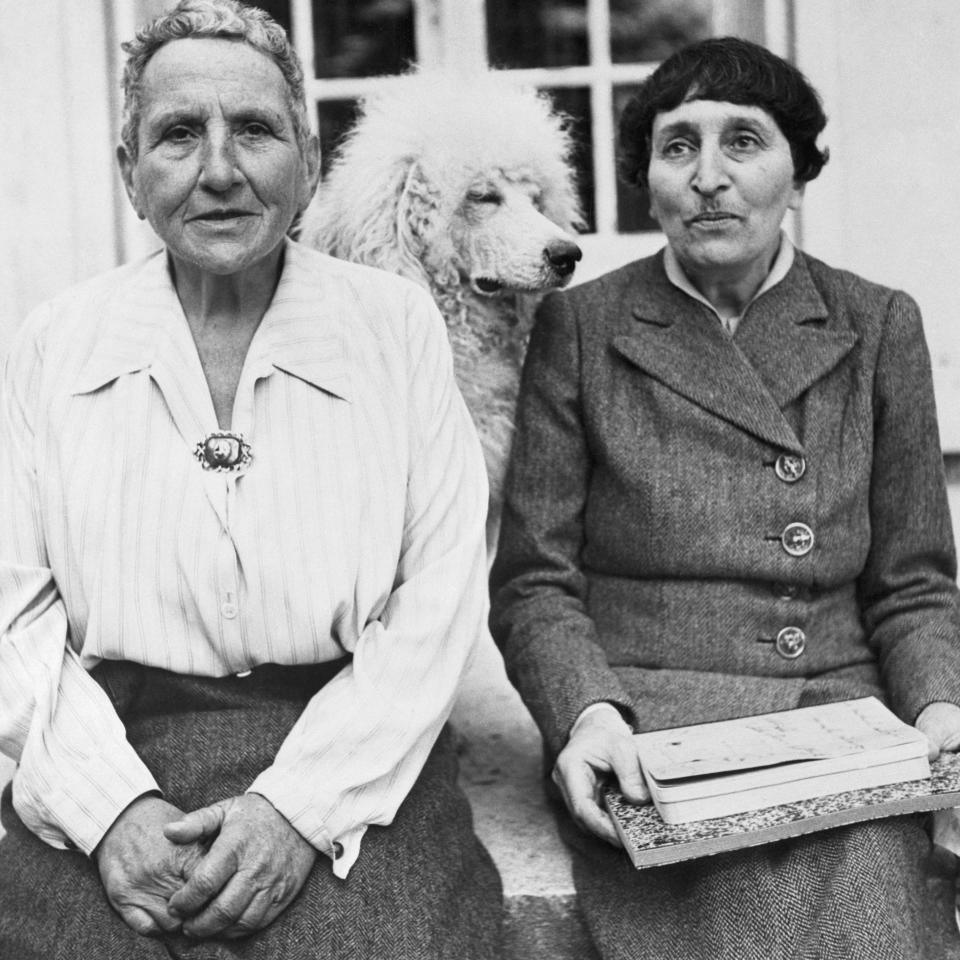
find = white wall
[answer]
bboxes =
[794,1,960,449]
[0,0,122,356]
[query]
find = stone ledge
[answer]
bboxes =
[452,634,574,901]
[504,894,600,960]
[451,634,598,959]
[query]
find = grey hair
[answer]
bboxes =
[120,0,310,159]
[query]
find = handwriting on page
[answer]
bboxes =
[637,698,920,781]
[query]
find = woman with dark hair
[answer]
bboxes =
[491,35,960,958]
[618,36,830,188]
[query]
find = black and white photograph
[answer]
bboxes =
[2,2,960,957]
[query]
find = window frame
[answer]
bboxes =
[117,0,784,274]
[291,0,777,278]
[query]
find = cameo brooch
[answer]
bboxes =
[195,431,253,473]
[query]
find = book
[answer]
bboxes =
[633,697,930,824]
[604,750,960,870]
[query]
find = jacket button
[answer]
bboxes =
[775,453,806,483]
[775,626,806,659]
[781,522,814,557]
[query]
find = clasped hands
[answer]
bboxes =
[554,700,960,847]
[94,792,316,940]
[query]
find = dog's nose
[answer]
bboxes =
[545,239,583,277]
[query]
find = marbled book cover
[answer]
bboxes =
[606,751,960,869]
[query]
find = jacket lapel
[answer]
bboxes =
[734,255,857,409]
[611,253,856,454]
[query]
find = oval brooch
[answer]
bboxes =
[195,431,253,473]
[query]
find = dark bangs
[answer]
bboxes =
[618,37,829,189]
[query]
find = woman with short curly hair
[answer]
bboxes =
[0,2,502,956]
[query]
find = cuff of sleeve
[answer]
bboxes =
[246,775,365,877]
[889,659,960,724]
[14,749,160,856]
[551,691,636,756]
[330,825,367,879]
[569,701,634,740]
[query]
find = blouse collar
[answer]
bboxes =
[663,231,796,334]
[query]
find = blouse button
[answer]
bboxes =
[781,523,814,557]
[774,453,806,483]
[221,600,238,619]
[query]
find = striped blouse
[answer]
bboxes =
[0,241,489,877]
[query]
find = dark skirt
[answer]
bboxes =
[552,664,960,959]
[558,801,955,960]
[0,661,504,960]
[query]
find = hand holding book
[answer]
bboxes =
[553,704,648,848]
[915,701,960,861]
[915,700,960,760]
[603,698,960,869]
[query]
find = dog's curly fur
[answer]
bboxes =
[299,72,583,541]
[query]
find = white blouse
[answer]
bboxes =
[0,241,488,877]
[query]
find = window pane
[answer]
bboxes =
[542,87,595,233]
[611,0,712,63]
[488,0,588,69]
[313,0,416,78]
[316,99,361,175]
[613,84,658,232]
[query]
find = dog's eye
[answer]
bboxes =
[467,190,501,205]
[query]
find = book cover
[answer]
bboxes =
[635,697,930,823]
[605,751,960,870]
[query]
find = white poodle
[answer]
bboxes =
[299,72,583,543]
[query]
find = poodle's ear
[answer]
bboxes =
[300,154,439,289]
[393,161,442,286]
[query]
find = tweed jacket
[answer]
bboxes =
[489,249,960,757]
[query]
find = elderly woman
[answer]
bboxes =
[490,36,960,959]
[0,2,502,957]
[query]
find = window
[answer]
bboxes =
[485,0,714,235]
[248,0,765,272]
[120,0,768,271]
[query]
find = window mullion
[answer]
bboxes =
[289,0,318,131]
[414,0,443,68]
[439,0,488,72]
[763,0,793,57]
[588,0,616,235]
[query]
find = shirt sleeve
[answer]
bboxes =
[247,287,489,877]
[488,291,636,757]
[857,290,960,720]
[0,307,159,855]
[569,702,634,737]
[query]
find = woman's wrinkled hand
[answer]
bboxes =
[915,701,960,760]
[95,794,205,937]
[162,792,316,939]
[552,707,650,846]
